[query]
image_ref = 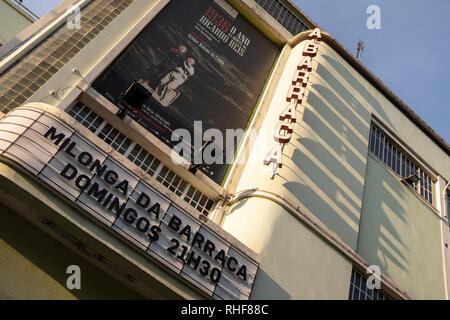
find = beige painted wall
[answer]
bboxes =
[223,197,352,299]
[357,156,446,299]
[225,37,449,249]
[0,1,32,45]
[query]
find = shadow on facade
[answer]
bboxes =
[275,50,404,253]
[250,268,291,300]
[0,202,143,299]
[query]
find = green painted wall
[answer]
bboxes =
[0,1,32,45]
[223,197,352,300]
[223,37,449,299]
[357,156,446,299]
[0,160,204,300]
[0,203,143,299]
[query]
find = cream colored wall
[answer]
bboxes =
[0,1,32,45]
[224,37,450,250]
[0,203,143,299]
[357,156,446,299]
[223,197,352,299]
[220,39,357,299]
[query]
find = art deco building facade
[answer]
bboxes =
[0,0,449,300]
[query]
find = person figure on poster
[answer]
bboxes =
[145,44,187,88]
[155,57,195,103]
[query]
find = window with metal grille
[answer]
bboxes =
[349,269,391,300]
[253,0,309,35]
[97,124,132,155]
[67,102,215,216]
[369,124,434,205]
[127,144,161,177]
[184,185,215,214]
[68,101,104,133]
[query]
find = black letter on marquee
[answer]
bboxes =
[78,151,93,167]
[203,240,215,257]
[75,174,91,191]
[147,203,160,219]
[65,141,77,158]
[90,159,107,177]
[210,268,221,283]
[136,217,150,233]
[179,225,192,242]
[186,251,201,270]
[108,197,126,216]
[192,232,205,250]
[226,256,238,272]
[104,170,118,185]
[123,208,137,224]
[87,182,108,203]
[60,163,78,181]
[137,192,150,208]
[214,249,227,265]
[236,265,247,281]
[148,225,161,242]
[115,180,129,196]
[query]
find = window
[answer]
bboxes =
[349,269,391,300]
[0,0,135,114]
[369,124,435,206]
[253,0,309,35]
[68,102,215,216]
[127,144,161,177]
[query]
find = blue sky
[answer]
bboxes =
[20,0,449,143]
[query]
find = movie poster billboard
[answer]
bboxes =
[93,0,278,183]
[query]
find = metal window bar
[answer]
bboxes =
[253,0,309,35]
[348,269,390,300]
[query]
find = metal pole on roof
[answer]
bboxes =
[356,40,365,59]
